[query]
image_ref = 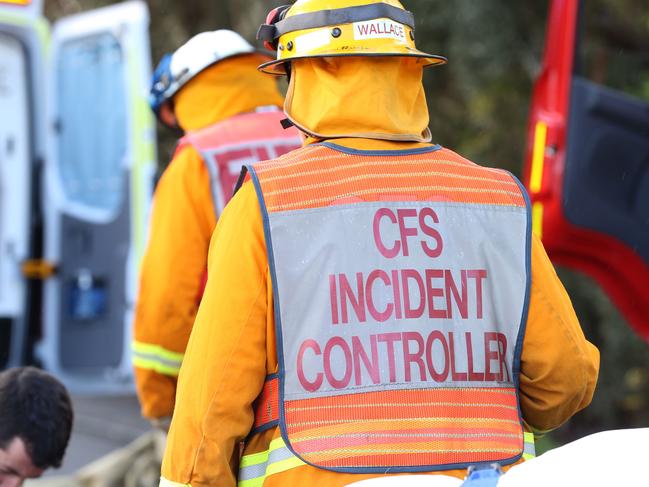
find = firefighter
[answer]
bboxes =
[160,2,599,485]
[132,30,301,429]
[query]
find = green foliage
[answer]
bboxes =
[408,0,548,174]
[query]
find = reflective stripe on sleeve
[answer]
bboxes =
[238,437,306,486]
[159,477,191,487]
[522,432,536,460]
[132,341,184,376]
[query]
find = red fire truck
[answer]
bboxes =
[524,0,649,341]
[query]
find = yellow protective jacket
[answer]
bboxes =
[133,54,284,420]
[160,137,599,485]
[161,57,599,485]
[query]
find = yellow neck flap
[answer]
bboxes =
[174,54,284,132]
[285,56,432,144]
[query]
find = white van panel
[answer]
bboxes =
[0,32,29,318]
[37,0,154,393]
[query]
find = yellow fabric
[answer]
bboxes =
[134,147,215,420]
[286,57,432,143]
[174,53,284,132]
[134,53,286,421]
[160,143,599,485]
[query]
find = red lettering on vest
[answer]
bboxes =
[466,332,485,381]
[445,269,468,319]
[426,330,450,382]
[403,332,426,382]
[484,332,500,381]
[468,270,488,319]
[391,269,403,319]
[352,335,380,385]
[324,337,353,388]
[330,267,487,324]
[419,208,444,258]
[449,332,468,381]
[297,340,323,392]
[296,331,511,392]
[373,207,444,259]
[339,272,366,323]
[397,209,418,256]
[366,270,394,322]
[329,274,339,325]
[377,332,401,383]
[498,333,510,381]
[425,269,447,319]
[373,208,400,258]
[402,269,426,319]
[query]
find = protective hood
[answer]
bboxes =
[285,56,432,143]
[174,53,284,132]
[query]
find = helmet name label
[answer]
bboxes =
[354,19,407,43]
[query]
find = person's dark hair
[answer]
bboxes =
[0,367,73,469]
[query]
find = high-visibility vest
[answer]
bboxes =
[177,108,302,217]
[241,142,533,480]
[177,108,302,300]
[132,110,301,378]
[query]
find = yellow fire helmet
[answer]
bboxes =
[257,0,447,75]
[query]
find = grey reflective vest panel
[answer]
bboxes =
[266,201,528,400]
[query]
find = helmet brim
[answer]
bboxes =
[258,51,447,76]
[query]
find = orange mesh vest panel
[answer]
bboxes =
[247,142,532,473]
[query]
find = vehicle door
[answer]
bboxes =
[524,0,649,341]
[0,0,47,368]
[38,0,155,392]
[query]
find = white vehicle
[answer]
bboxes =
[0,0,155,393]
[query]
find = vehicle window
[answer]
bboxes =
[577,0,649,100]
[56,33,126,212]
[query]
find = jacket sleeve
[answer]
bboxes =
[133,146,217,420]
[161,182,270,486]
[519,233,600,432]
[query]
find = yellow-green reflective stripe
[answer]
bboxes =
[159,477,191,487]
[133,356,180,376]
[240,450,270,468]
[238,437,306,486]
[523,432,536,459]
[133,341,184,361]
[132,342,184,376]
[239,432,534,484]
